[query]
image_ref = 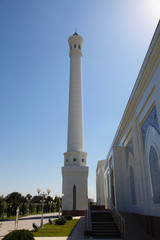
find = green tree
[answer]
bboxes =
[46,196,53,203]
[6,192,23,216]
[26,194,32,200]
[0,196,4,218]
[36,204,40,214]
[29,203,34,213]
[7,204,12,218]
[21,203,27,215]
[31,195,42,204]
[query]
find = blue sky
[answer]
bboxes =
[0,0,160,200]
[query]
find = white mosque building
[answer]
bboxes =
[96,20,160,237]
[62,31,88,216]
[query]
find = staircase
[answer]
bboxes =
[91,210,122,239]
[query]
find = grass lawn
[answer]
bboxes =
[32,219,79,237]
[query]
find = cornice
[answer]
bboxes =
[114,32,160,146]
[136,85,155,122]
[140,101,155,126]
[64,151,87,157]
[122,128,132,146]
[69,51,83,57]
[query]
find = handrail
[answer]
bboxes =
[110,201,126,240]
[84,204,92,236]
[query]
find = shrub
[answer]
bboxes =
[2,229,35,240]
[55,217,66,225]
[64,215,72,220]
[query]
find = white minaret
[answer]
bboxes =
[62,31,89,216]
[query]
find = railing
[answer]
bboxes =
[84,204,92,236]
[110,201,126,240]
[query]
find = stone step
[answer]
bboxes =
[92,213,112,215]
[92,229,120,233]
[92,215,113,217]
[92,216,113,218]
[91,211,121,239]
[92,214,112,216]
[92,215,113,218]
[92,233,122,239]
[93,225,118,229]
[92,227,118,230]
[92,219,114,222]
[92,218,114,221]
[92,225,117,228]
[92,233,121,237]
[92,221,116,224]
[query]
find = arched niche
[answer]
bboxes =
[149,146,160,203]
[130,166,137,205]
[145,125,160,204]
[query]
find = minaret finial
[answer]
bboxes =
[73,28,78,35]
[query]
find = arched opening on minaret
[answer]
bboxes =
[73,185,76,210]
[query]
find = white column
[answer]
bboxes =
[67,34,84,152]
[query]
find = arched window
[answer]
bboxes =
[149,146,160,203]
[73,185,76,210]
[130,166,137,205]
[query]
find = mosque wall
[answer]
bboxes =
[96,21,160,219]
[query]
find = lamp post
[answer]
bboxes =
[15,206,19,230]
[37,188,51,228]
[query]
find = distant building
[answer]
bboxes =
[96,20,160,237]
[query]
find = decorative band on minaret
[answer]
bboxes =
[62,31,89,216]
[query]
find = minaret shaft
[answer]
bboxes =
[67,54,84,152]
[62,32,88,216]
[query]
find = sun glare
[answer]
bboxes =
[149,0,160,18]
[138,0,160,24]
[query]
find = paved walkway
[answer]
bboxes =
[0,213,58,240]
